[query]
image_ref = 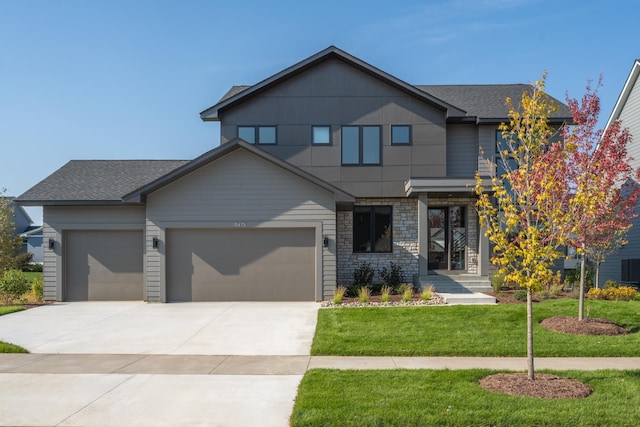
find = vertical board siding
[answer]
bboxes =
[146,149,337,301]
[42,206,145,301]
[447,125,478,178]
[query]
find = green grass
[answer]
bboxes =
[23,271,43,283]
[291,369,640,427]
[0,306,28,353]
[311,299,640,356]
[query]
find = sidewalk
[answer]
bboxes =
[2,353,639,374]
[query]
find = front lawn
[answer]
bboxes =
[0,306,28,353]
[311,299,640,356]
[291,369,640,427]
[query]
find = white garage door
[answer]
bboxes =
[166,228,316,301]
[64,230,144,301]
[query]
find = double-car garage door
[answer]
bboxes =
[64,228,316,301]
[166,228,316,301]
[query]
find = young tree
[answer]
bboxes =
[0,189,21,272]
[563,78,640,320]
[475,74,571,380]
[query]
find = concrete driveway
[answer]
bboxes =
[0,301,319,355]
[0,301,319,426]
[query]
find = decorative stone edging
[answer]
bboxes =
[320,294,446,308]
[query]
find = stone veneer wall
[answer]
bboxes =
[337,198,419,285]
[426,197,479,274]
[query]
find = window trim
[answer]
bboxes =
[311,125,332,145]
[391,125,412,145]
[237,125,277,145]
[341,125,382,166]
[352,205,393,254]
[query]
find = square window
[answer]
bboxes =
[353,205,392,253]
[238,126,255,144]
[258,126,276,144]
[391,125,411,144]
[312,126,331,144]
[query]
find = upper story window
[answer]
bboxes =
[341,125,381,165]
[238,126,277,144]
[312,126,331,144]
[353,205,392,253]
[391,125,411,145]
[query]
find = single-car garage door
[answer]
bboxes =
[64,230,144,301]
[166,228,316,301]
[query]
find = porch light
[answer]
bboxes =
[152,237,159,249]
[323,236,329,247]
[48,238,55,250]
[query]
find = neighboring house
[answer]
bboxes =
[16,46,571,302]
[600,59,640,285]
[7,197,43,264]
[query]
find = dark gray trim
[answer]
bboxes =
[200,46,467,121]
[311,125,332,145]
[122,138,355,204]
[391,124,412,145]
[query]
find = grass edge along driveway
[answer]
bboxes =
[290,368,640,427]
[0,306,28,353]
[311,299,640,357]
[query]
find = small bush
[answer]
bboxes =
[401,284,413,302]
[13,252,33,271]
[380,285,392,303]
[513,289,528,302]
[587,286,638,301]
[379,262,405,290]
[490,274,504,292]
[0,269,30,305]
[353,263,375,288]
[333,286,346,305]
[357,286,371,303]
[370,282,384,294]
[26,263,43,273]
[30,278,44,301]
[603,280,618,289]
[421,286,433,301]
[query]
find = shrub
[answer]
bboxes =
[333,286,346,305]
[357,286,371,303]
[587,286,638,301]
[0,269,30,305]
[13,252,33,271]
[379,262,405,290]
[490,274,504,292]
[603,280,618,289]
[26,263,43,272]
[421,286,433,301]
[564,262,595,289]
[353,263,375,288]
[380,285,392,303]
[30,277,44,301]
[513,289,528,302]
[370,282,385,294]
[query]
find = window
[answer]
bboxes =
[237,126,277,144]
[353,206,392,253]
[312,126,331,144]
[391,125,411,144]
[341,125,381,165]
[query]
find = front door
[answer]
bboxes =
[428,206,466,271]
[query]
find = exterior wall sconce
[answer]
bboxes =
[323,236,329,247]
[48,238,55,250]
[152,237,159,249]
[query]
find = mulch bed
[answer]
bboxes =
[479,373,593,399]
[541,315,629,335]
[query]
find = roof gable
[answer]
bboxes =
[122,139,355,205]
[605,59,640,129]
[200,46,466,121]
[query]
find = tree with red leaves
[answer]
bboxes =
[563,77,640,320]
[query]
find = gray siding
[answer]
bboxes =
[601,71,640,286]
[42,206,145,301]
[219,59,448,197]
[447,125,478,178]
[146,149,336,301]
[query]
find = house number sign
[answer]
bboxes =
[234,222,247,227]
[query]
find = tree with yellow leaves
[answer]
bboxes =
[475,73,571,380]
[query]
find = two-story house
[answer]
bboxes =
[16,46,571,302]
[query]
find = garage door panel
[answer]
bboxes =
[167,228,315,301]
[65,230,144,301]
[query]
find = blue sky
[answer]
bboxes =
[2,0,638,224]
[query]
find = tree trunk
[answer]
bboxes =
[578,250,586,321]
[527,288,535,381]
[595,260,601,289]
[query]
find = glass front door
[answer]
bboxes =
[428,206,466,271]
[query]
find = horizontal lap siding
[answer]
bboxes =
[43,206,146,301]
[146,149,337,301]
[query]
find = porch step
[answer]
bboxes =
[419,273,495,305]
